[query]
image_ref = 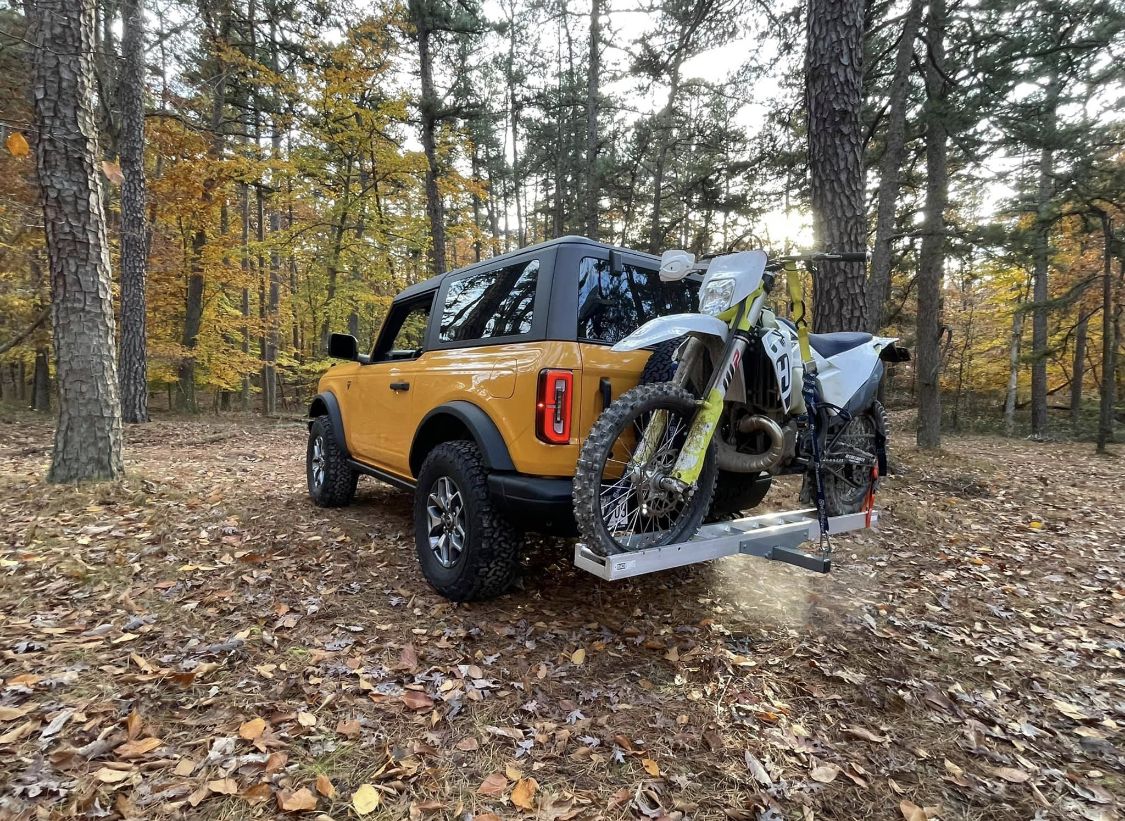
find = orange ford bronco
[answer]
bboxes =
[307,236,769,600]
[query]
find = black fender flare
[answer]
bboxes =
[410,401,516,476]
[308,392,349,458]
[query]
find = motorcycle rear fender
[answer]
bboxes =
[610,314,729,352]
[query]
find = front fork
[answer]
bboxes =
[667,331,749,485]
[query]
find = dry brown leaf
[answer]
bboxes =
[239,717,266,740]
[241,783,272,805]
[402,690,434,711]
[352,783,381,814]
[208,778,239,795]
[6,132,30,158]
[94,767,132,784]
[992,767,1030,783]
[511,777,538,810]
[455,736,479,751]
[315,773,335,798]
[473,815,503,821]
[641,757,661,777]
[125,709,143,740]
[844,725,888,743]
[115,737,162,758]
[265,751,289,773]
[277,786,317,812]
[810,763,841,783]
[0,705,35,722]
[476,772,508,796]
[398,642,419,671]
[0,720,36,744]
[900,800,927,821]
[173,758,196,777]
[297,711,316,727]
[571,648,586,665]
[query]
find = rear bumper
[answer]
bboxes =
[488,473,576,535]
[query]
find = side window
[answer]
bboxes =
[577,256,697,344]
[439,259,539,343]
[372,298,432,362]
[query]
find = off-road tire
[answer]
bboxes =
[413,441,521,602]
[640,339,770,520]
[802,401,887,516]
[574,382,718,556]
[307,416,358,507]
[640,338,681,383]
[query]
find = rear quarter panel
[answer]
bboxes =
[412,341,587,477]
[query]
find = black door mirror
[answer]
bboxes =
[327,333,359,360]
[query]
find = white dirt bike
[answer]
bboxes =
[572,248,910,557]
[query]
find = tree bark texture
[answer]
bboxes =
[30,0,124,481]
[1030,79,1059,439]
[866,0,923,332]
[118,0,149,423]
[412,0,446,275]
[915,0,948,450]
[805,0,868,332]
[1096,214,1116,452]
[1070,310,1086,427]
[32,347,50,412]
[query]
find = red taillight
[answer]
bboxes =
[536,369,573,444]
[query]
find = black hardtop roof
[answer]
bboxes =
[395,236,660,301]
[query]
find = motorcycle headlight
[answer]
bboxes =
[699,278,736,316]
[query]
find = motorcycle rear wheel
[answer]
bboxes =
[803,401,885,516]
[573,382,718,556]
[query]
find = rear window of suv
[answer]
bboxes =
[439,259,539,343]
[577,256,697,345]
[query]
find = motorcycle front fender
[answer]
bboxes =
[610,313,729,352]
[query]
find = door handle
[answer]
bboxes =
[599,377,612,409]
[390,381,410,392]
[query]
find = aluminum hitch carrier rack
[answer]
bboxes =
[573,508,877,581]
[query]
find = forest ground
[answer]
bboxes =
[0,412,1121,821]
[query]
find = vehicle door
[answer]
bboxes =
[349,293,435,477]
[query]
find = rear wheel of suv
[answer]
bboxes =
[307,416,358,507]
[413,441,521,602]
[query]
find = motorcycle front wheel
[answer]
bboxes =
[573,382,718,556]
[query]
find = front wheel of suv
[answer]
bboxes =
[413,441,521,602]
[307,416,358,507]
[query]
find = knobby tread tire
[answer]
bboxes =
[639,339,681,383]
[413,440,521,602]
[307,415,357,508]
[573,382,717,557]
[803,400,888,516]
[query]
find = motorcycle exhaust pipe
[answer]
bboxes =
[716,415,785,473]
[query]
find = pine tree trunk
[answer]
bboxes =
[118,0,149,423]
[1096,214,1116,453]
[179,2,229,412]
[1070,311,1087,428]
[585,0,601,240]
[1004,296,1024,436]
[866,0,923,332]
[411,0,446,275]
[32,347,50,412]
[30,0,124,482]
[915,0,948,450]
[805,0,868,332]
[648,66,680,255]
[1030,79,1059,439]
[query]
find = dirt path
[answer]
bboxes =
[0,415,1121,820]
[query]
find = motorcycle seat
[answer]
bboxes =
[807,332,873,358]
